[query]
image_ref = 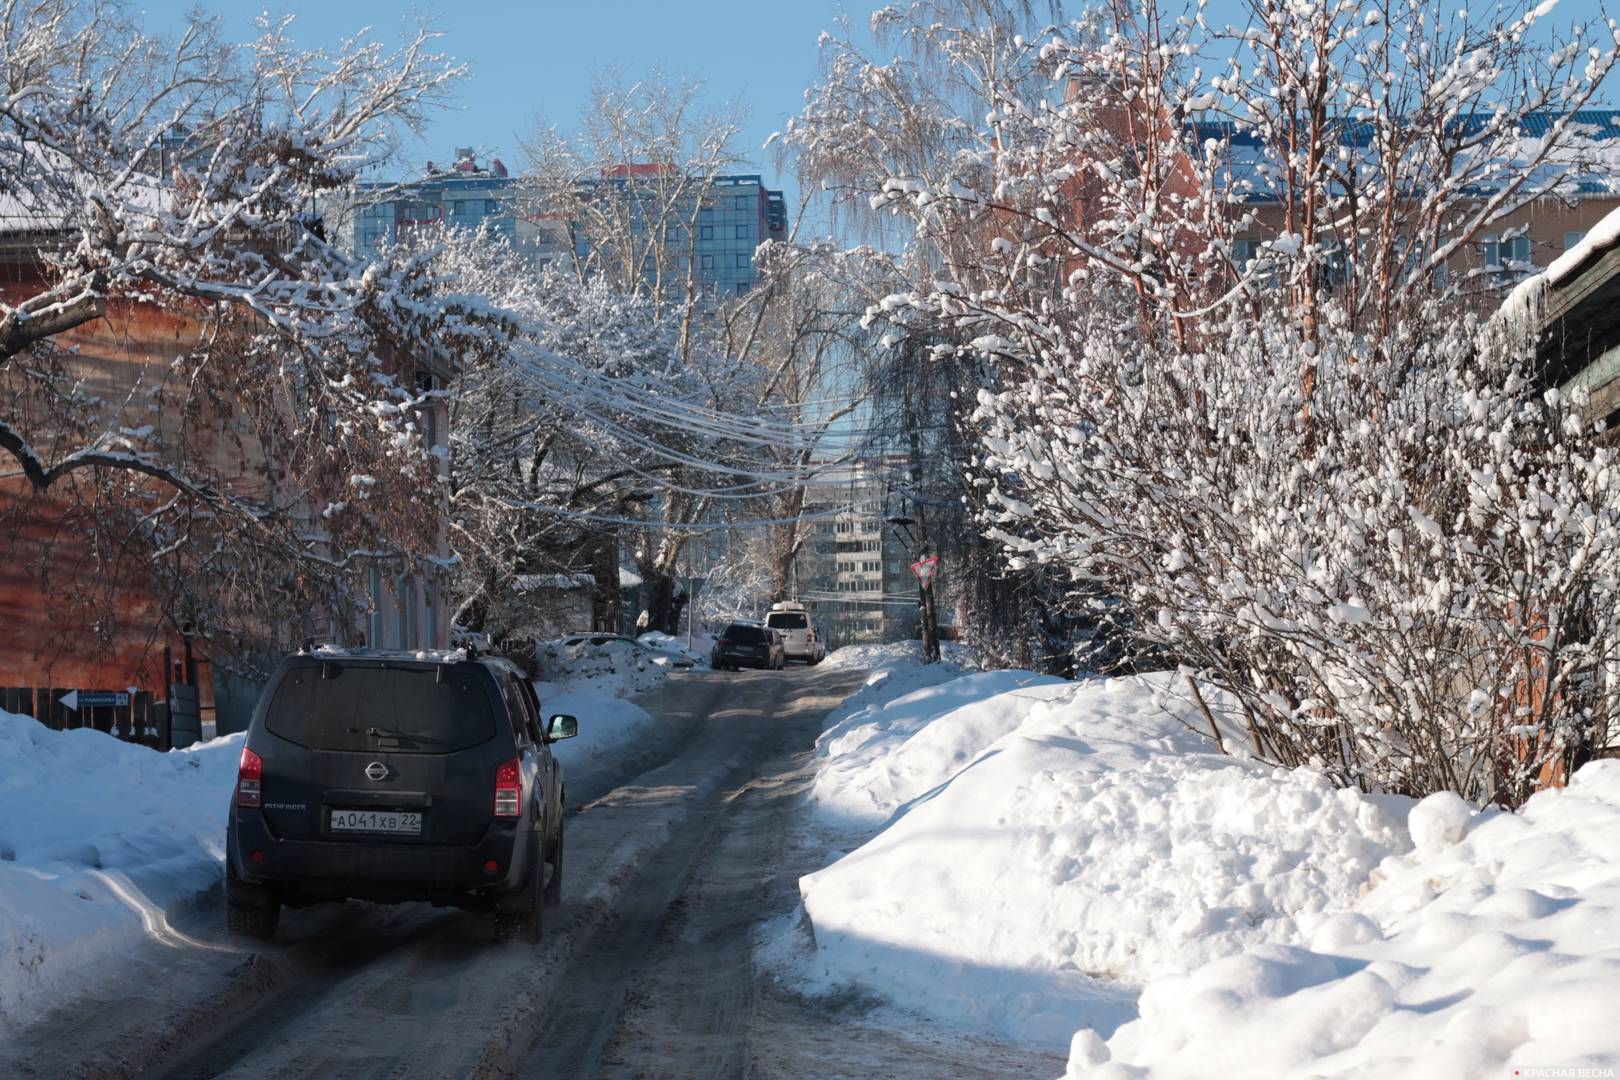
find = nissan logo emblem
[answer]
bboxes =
[364,761,390,782]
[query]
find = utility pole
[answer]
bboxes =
[888,510,940,664]
[683,565,706,653]
[914,548,941,664]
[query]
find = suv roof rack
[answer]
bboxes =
[298,644,488,664]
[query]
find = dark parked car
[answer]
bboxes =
[225,647,576,944]
[711,622,785,671]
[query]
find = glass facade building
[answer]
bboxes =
[335,155,788,294]
[693,175,789,295]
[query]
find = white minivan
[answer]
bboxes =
[765,601,824,665]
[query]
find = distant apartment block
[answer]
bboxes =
[334,148,568,267]
[795,461,917,647]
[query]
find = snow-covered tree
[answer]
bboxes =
[510,73,760,631]
[786,0,1087,667]
[717,238,891,602]
[432,234,663,642]
[431,226,808,639]
[693,526,775,625]
[791,0,1620,801]
[0,2,497,666]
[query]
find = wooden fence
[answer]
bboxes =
[0,687,170,750]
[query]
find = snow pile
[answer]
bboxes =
[815,641,966,727]
[533,637,673,792]
[636,630,713,669]
[533,635,668,697]
[1074,759,1620,1079]
[796,672,1412,1049]
[817,638,965,673]
[533,683,658,781]
[814,643,961,722]
[809,668,1067,829]
[0,710,242,1031]
[818,640,935,672]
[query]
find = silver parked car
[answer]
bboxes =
[765,602,824,664]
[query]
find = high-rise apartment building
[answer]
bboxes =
[795,462,918,647]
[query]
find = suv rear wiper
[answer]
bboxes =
[348,725,407,739]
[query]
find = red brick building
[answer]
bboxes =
[0,246,452,733]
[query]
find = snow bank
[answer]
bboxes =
[533,635,668,697]
[534,685,658,779]
[815,641,966,726]
[0,710,241,1031]
[796,672,1412,1049]
[636,630,713,669]
[810,668,1067,829]
[818,640,938,672]
[1074,759,1620,1079]
[533,639,672,795]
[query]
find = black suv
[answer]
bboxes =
[711,622,785,671]
[224,647,576,944]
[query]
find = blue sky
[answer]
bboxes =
[135,1,859,190]
[135,0,1619,198]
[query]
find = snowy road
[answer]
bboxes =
[1,665,1060,1080]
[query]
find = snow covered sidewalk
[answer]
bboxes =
[0,711,242,1031]
[784,646,1620,1077]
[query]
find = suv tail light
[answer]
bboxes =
[494,758,522,817]
[236,747,263,808]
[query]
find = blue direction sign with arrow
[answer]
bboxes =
[61,690,130,711]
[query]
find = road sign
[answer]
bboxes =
[61,690,130,711]
[910,555,939,588]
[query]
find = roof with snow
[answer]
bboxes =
[1502,201,1620,422]
[513,572,598,592]
[1192,110,1620,147]
[0,141,174,239]
[1192,110,1620,200]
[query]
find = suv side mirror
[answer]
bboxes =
[547,714,579,741]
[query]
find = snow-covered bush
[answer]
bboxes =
[788,0,1620,801]
[974,304,1620,804]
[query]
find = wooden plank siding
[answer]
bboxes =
[0,255,215,694]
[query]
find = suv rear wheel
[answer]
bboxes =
[494,830,544,945]
[543,818,564,909]
[225,862,281,941]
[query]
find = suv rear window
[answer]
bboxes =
[723,624,767,644]
[264,663,496,754]
[766,613,808,630]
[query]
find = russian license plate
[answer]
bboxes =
[329,808,422,835]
